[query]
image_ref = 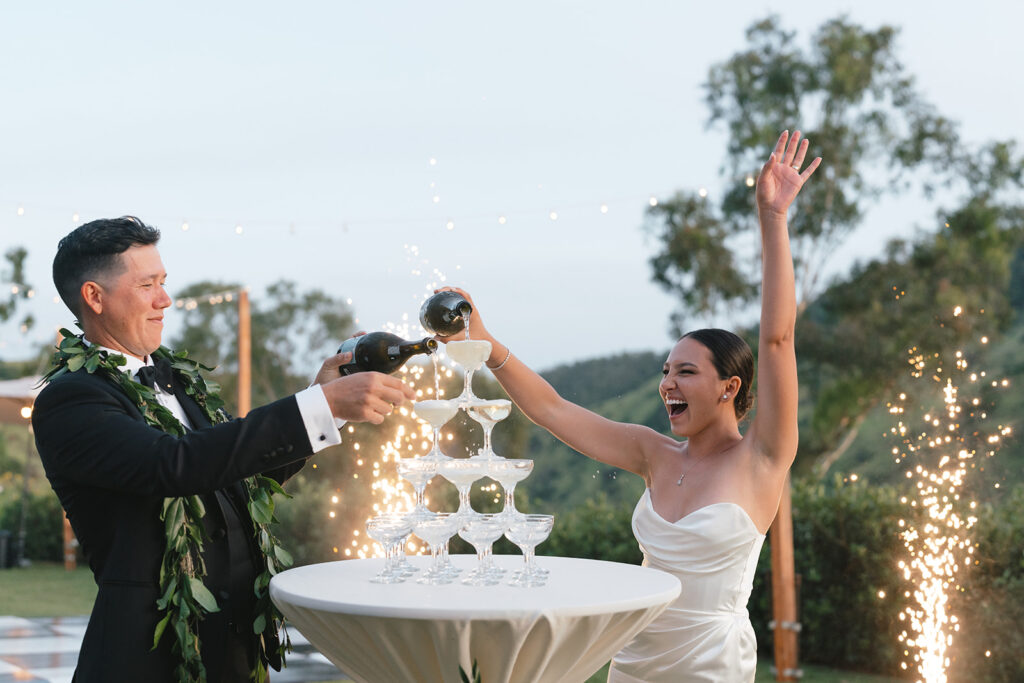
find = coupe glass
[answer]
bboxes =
[457,514,507,585]
[413,399,458,462]
[465,398,512,460]
[397,457,437,522]
[488,459,534,522]
[413,513,460,585]
[505,514,554,587]
[437,458,487,520]
[445,340,492,404]
[365,514,414,584]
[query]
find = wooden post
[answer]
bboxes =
[237,289,251,417]
[770,475,799,681]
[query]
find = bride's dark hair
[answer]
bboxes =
[681,329,754,420]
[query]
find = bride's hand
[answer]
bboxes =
[432,287,493,345]
[756,130,821,219]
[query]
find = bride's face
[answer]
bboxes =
[659,338,729,437]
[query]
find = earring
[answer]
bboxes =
[722,394,729,401]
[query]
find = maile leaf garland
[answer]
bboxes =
[42,330,294,682]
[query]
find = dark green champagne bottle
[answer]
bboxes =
[337,332,438,375]
[419,291,472,337]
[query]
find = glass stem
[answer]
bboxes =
[483,425,493,456]
[522,545,535,575]
[431,543,443,574]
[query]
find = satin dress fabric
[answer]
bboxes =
[608,489,765,682]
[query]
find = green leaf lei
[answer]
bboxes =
[42,330,294,683]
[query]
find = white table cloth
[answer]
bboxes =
[270,555,680,683]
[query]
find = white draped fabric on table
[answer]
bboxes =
[270,555,681,683]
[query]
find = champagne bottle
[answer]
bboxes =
[419,291,473,337]
[337,332,438,375]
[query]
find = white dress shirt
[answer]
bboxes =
[90,342,343,453]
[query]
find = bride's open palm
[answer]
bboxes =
[756,130,821,217]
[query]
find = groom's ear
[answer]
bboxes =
[81,281,104,315]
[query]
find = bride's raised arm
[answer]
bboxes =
[432,287,663,480]
[748,130,820,469]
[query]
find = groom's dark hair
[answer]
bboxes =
[53,216,161,318]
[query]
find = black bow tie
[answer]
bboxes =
[137,358,175,391]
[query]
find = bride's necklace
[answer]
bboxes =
[676,447,711,486]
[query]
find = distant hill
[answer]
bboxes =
[497,350,670,512]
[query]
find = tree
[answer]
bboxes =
[0,247,34,339]
[169,279,355,412]
[647,15,960,332]
[644,15,1024,470]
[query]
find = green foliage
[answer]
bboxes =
[650,15,961,330]
[169,279,354,413]
[744,478,1024,678]
[749,477,906,672]
[274,473,358,565]
[0,247,33,332]
[946,485,1024,681]
[0,485,64,562]
[540,494,641,565]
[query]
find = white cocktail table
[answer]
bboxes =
[271,555,680,683]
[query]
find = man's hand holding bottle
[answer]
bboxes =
[314,333,417,425]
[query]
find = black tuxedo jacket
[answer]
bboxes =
[33,366,315,682]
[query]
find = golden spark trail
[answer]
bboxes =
[331,250,461,559]
[887,309,1010,681]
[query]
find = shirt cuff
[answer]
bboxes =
[295,385,344,453]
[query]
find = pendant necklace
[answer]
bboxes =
[677,448,710,486]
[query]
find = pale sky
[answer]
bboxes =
[1,1,1020,369]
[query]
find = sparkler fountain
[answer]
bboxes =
[887,307,1011,681]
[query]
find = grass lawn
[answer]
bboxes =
[583,660,903,682]
[0,562,96,617]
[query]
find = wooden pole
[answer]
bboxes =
[237,289,251,417]
[770,475,799,681]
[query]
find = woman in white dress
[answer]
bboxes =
[437,130,819,682]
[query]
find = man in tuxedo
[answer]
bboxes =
[32,216,414,682]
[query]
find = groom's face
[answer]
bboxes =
[89,244,172,359]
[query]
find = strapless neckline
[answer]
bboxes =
[643,489,764,535]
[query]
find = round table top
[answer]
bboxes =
[271,555,680,620]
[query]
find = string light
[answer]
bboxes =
[174,286,248,310]
[2,187,700,242]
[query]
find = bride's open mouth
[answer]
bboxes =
[666,399,688,417]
